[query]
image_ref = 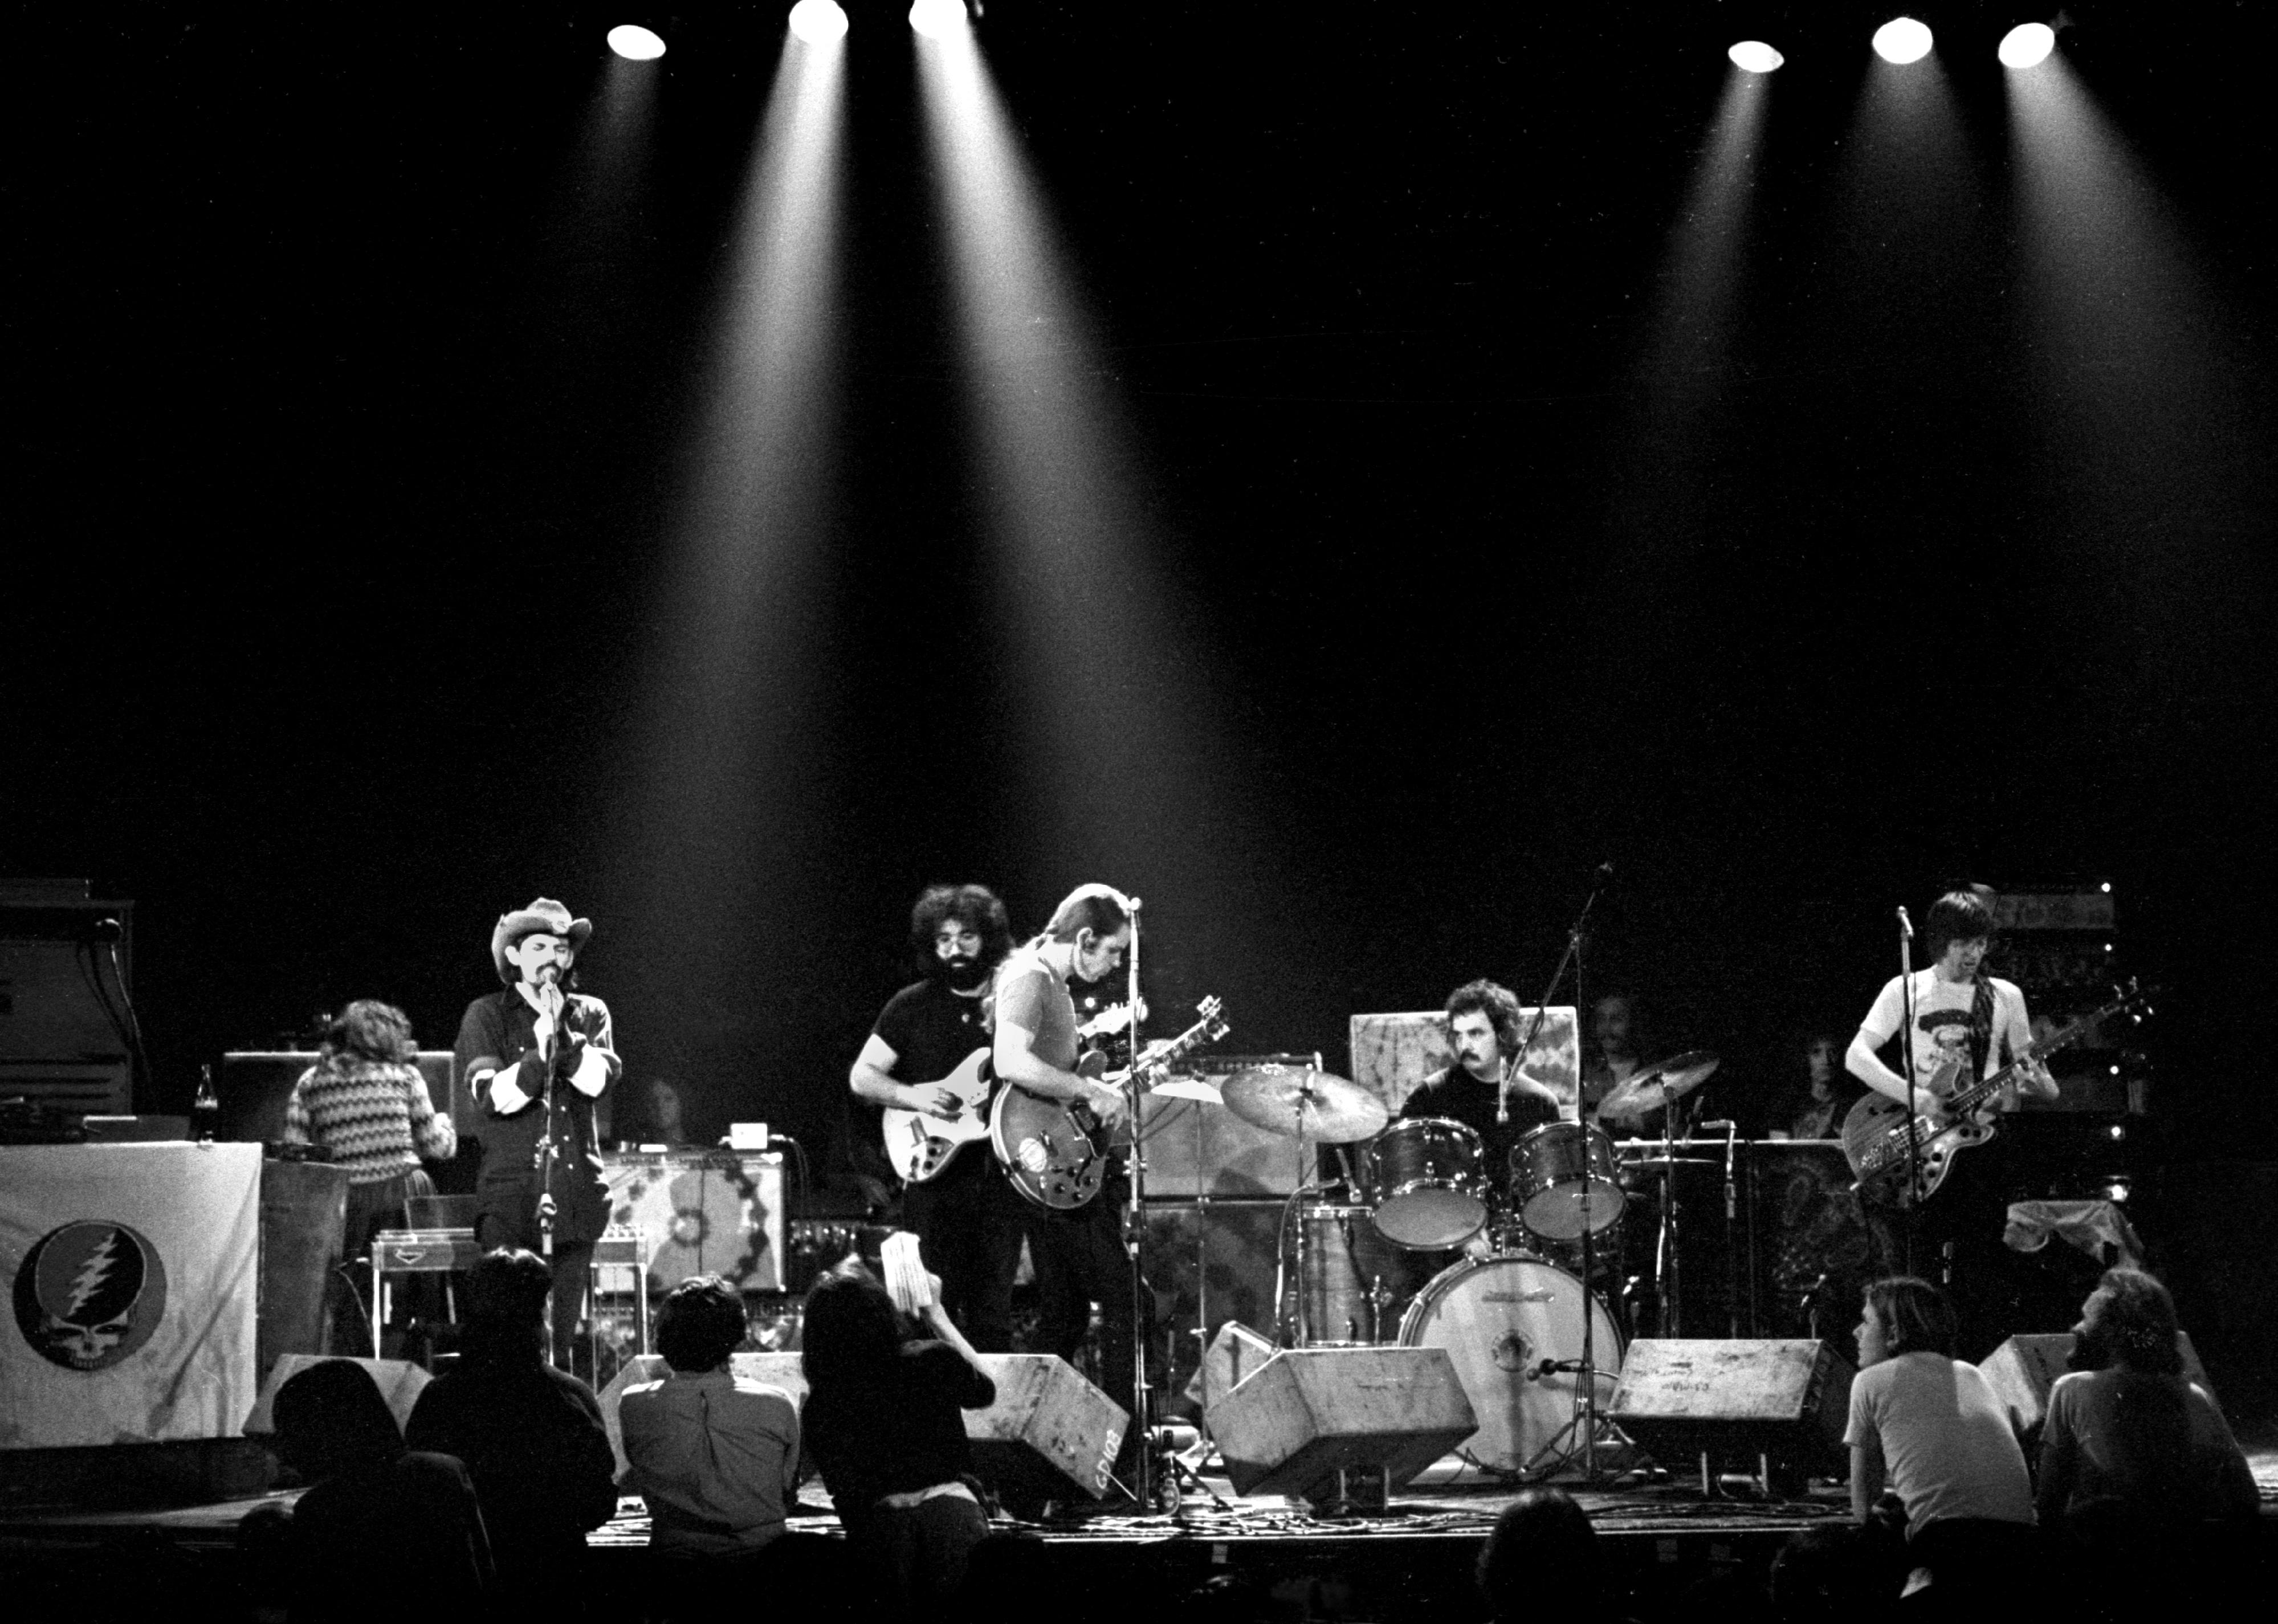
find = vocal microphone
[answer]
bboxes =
[1592,862,1615,887]
[1897,905,1914,940]
[91,917,125,944]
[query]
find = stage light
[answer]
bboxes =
[910,0,966,39]
[606,24,666,61]
[1872,17,1934,65]
[1998,22,2055,69]
[1728,41,1784,74]
[789,1,848,44]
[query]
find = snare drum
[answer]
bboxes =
[1361,1117,1488,1249]
[1290,1205,1414,1346]
[1399,1254,1624,1474]
[1508,1123,1625,1239]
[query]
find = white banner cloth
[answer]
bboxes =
[1,1142,263,1447]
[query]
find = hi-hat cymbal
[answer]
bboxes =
[1599,1050,1721,1120]
[1220,1068,1388,1144]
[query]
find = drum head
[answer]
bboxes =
[1398,1255,1623,1474]
[1374,1187,1486,1250]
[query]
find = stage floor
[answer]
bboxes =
[7,1448,2275,1622]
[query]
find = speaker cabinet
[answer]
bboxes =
[1608,1339,1856,1472]
[1205,1346,1476,1505]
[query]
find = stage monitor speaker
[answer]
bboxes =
[598,1350,1127,1504]
[243,1355,430,1437]
[1185,1319,1278,1413]
[1608,1339,1855,1472]
[1205,1346,1476,1506]
[1978,1331,2218,1433]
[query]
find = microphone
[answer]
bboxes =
[1592,862,1615,887]
[1897,906,1914,940]
[1700,1119,1738,1131]
[91,917,125,943]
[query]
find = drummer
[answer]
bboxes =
[1399,980,1563,1252]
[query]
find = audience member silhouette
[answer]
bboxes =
[252,1358,491,1622]
[801,1259,997,1609]
[404,1248,618,1608]
[1477,1487,1624,1622]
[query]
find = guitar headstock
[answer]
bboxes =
[1195,995,1229,1041]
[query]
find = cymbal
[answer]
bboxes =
[1220,1068,1388,1144]
[1598,1050,1721,1120]
[1149,1077,1224,1105]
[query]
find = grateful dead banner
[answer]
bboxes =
[1,1143,262,1447]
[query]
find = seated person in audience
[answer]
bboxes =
[1778,1031,1863,1141]
[618,1274,800,1556]
[1769,1524,1893,1623]
[255,1358,491,1622]
[801,1254,997,1608]
[1477,1487,1621,1623]
[404,1249,620,1603]
[1846,1276,2039,1607]
[2037,1267,2255,1553]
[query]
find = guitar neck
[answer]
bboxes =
[1944,998,2116,1116]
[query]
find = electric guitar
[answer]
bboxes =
[878,1046,998,1184]
[992,997,1229,1210]
[1842,981,2149,1205]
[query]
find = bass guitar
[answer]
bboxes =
[1842,980,2149,1205]
[992,997,1229,1210]
[879,1047,995,1184]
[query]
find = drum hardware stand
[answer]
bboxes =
[1656,1099,1684,1337]
[1516,1173,1627,1483]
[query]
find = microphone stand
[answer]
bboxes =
[1896,908,1921,1276]
[1121,899,1152,1511]
[1511,863,1614,1105]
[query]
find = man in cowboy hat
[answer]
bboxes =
[453,897,622,1372]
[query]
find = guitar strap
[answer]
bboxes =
[1966,973,1997,1084]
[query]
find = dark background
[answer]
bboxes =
[7,2,2272,1184]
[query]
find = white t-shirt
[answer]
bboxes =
[1845,1352,2036,1535]
[1857,972,2031,1101]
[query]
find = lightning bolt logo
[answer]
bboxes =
[65,1230,120,1320]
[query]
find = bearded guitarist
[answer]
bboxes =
[849,884,1026,1352]
[991,883,1141,1436]
[1844,887,2056,1350]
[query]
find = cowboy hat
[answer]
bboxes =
[491,898,593,982]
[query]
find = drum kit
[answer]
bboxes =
[1192,1049,1723,1479]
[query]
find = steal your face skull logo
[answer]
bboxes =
[11,1220,168,1372]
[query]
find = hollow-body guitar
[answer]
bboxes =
[993,997,1229,1209]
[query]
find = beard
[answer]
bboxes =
[935,954,990,991]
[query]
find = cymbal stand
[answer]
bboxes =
[1656,1097,1684,1337]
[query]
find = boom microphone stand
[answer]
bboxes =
[1122,898,1153,1509]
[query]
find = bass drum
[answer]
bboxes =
[1398,1255,1624,1475]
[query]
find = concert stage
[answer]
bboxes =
[6,1447,2275,1622]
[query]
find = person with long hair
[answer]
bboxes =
[1476,1488,1609,1622]
[847,884,1025,1350]
[1845,1276,2038,1607]
[800,1260,996,1607]
[250,1358,492,1622]
[2036,1268,2254,1532]
[283,999,457,1260]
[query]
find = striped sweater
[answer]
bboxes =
[283,1057,458,1185]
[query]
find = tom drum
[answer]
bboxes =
[1508,1123,1626,1241]
[1362,1117,1488,1250]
